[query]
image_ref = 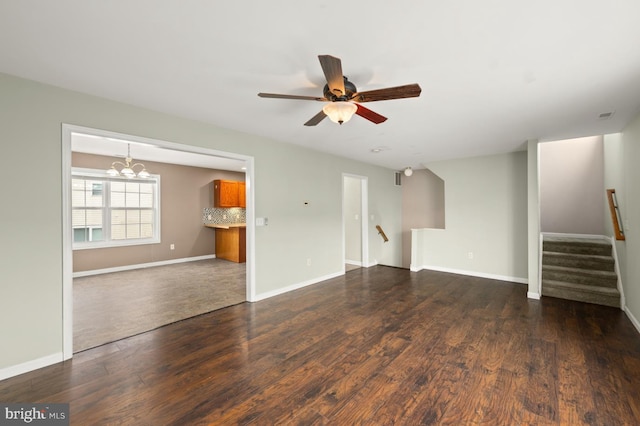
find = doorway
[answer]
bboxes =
[62,124,256,359]
[343,174,369,271]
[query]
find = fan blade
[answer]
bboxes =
[258,92,325,101]
[355,104,387,124]
[318,55,346,98]
[304,110,327,126]
[351,84,422,103]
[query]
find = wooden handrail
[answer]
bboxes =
[606,189,625,241]
[376,225,389,242]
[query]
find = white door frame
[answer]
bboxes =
[342,173,369,269]
[61,124,256,359]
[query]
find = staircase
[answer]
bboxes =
[541,236,621,308]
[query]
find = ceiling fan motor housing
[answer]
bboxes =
[323,77,357,101]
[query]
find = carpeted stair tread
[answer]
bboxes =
[541,264,618,288]
[543,280,620,308]
[542,251,614,271]
[542,279,620,295]
[542,236,612,255]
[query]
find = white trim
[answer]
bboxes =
[342,174,370,269]
[624,306,640,335]
[527,292,541,300]
[365,259,379,268]
[0,353,63,381]
[62,124,256,365]
[253,271,343,302]
[245,156,256,302]
[72,255,216,278]
[345,260,362,267]
[415,264,528,285]
[360,178,370,267]
[607,234,625,310]
[541,232,611,241]
[62,127,73,360]
[538,233,543,295]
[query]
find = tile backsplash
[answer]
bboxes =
[203,207,246,225]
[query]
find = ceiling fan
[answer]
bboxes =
[258,55,422,126]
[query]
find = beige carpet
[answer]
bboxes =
[73,258,246,352]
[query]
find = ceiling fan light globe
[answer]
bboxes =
[323,102,357,125]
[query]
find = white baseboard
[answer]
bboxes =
[541,232,610,241]
[0,352,63,381]
[73,254,216,278]
[625,306,640,335]
[253,271,344,302]
[527,292,541,300]
[415,264,528,285]
[345,259,362,267]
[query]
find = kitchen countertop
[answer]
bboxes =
[204,223,246,229]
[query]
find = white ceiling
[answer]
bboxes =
[2,1,640,171]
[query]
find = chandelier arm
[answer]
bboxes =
[111,161,128,168]
[131,163,147,171]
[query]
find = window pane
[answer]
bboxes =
[73,228,87,242]
[111,181,125,192]
[72,209,87,227]
[112,224,126,240]
[91,227,104,242]
[126,192,140,208]
[140,193,153,208]
[126,210,140,224]
[140,224,153,238]
[72,190,86,207]
[140,210,153,223]
[86,210,103,227]
[111,210,126,225]
[111,191,125,207]
[127,225,140,238]
[140,183,153,193]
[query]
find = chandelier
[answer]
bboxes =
[106,144,150,178]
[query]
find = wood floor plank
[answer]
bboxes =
[2,266,640,425]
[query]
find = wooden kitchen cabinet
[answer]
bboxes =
[214,226,246,263]
[213,180,245,208]
[238,182,246,208]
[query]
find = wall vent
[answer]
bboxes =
[394,171,402,186]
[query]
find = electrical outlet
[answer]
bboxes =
[170,244,175,250]
[223,214,227,220]
[307,258,311,266]
[468,252,473,259]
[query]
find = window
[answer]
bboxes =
[72,169,160,249]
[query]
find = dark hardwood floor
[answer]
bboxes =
[2,266,640,425]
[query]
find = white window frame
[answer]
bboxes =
[72,167,161,250]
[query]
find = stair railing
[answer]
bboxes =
[606,189,625,241]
